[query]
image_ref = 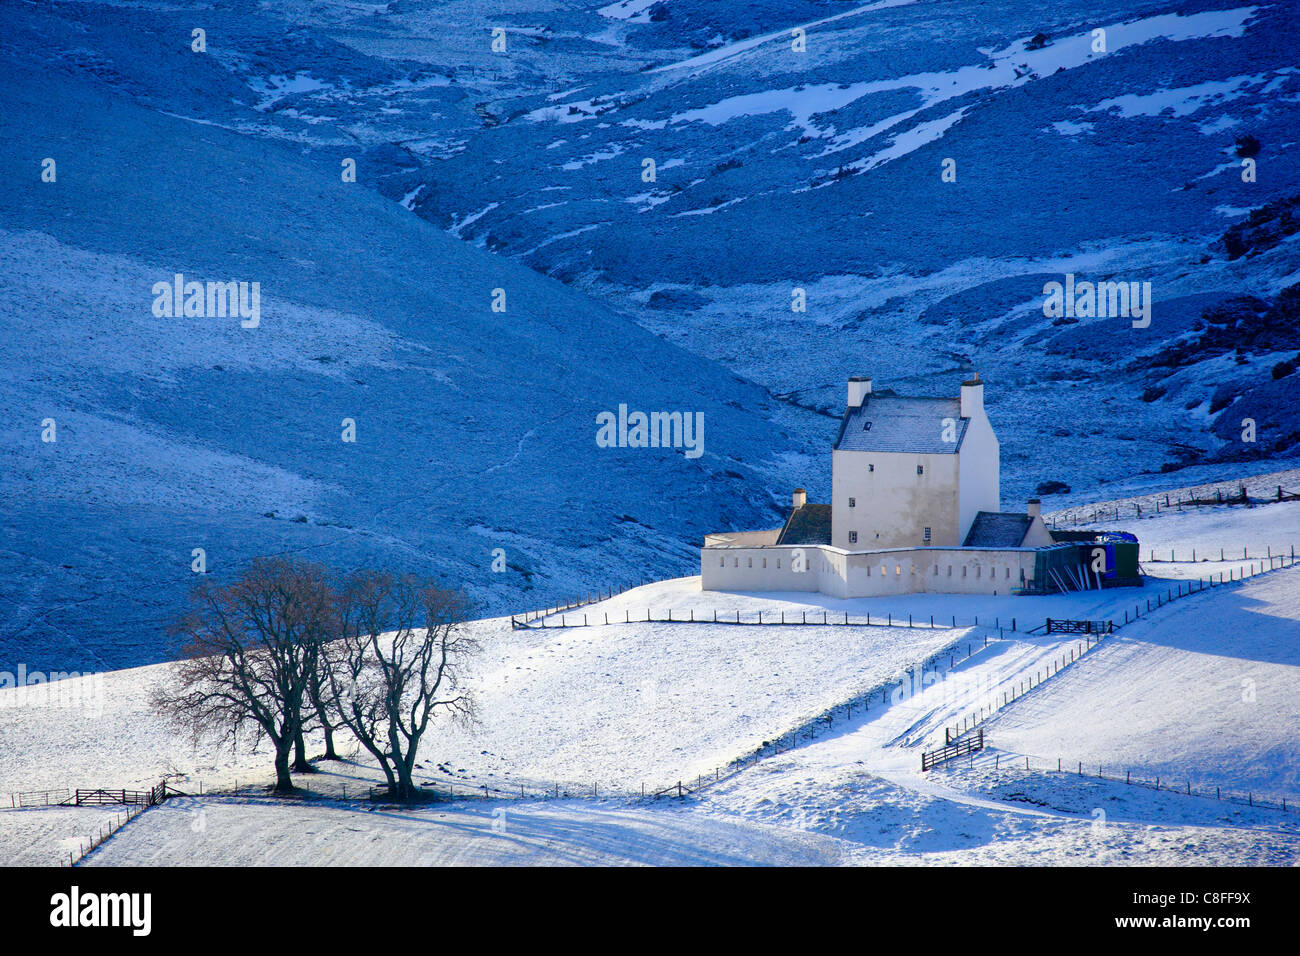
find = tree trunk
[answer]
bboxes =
[388,723,415,800]
[379,760,398,797]
[394,759,417,802]
[292,730,315,773]
[320,722,339,761]
[307,670,341,760]
[396,731,424,801]
[273,744,295,793]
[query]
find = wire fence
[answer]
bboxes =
[7,788,70,808]
[483,548,1300,805]
[517,552,1297,636]
[516,606,1025,634]
[972,756,1299,817]
[679,629,1006,799]
[65,803,150,867]
[513,580,651,626]
[1049,483,1300,529]
[941,628,1114,745]
[1144,545,1297,563]
[1118,553,1297,628]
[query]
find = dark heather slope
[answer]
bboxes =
[0,53,821,670]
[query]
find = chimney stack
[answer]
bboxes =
[960,372,984,419]
[847,376,872,408]
[1026,498,1041,519]
[792,488,807,509]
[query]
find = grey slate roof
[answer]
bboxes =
[963,512,1033,548]
[834,390,968,454]
[776,503,832,546]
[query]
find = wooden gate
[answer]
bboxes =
[921,729,984,771]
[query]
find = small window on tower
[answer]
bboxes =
[849,531,858,544]
[868,463,875,473]
[924,527,931,542]
[848,497,856,508]
[917,464,924,475]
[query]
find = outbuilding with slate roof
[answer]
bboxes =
[963,500,1054,548]
[776,489,833,546]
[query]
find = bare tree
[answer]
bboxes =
[324,571,477,801]
[154,557,333,793]
[304,657,343,761]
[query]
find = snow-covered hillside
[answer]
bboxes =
[3,487,1299,866]
[5,1,1298,672]
[0,608,970,797]
[982,566,1300,796]
[0,12,826,672]
[381,0,1300,496]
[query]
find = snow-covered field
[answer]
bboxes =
[74,784,1300,866]
[3,484,1299,866]
[83,796,847,867]
[0,613,968,799]
[438,616,969,790]
[700,752,1300,866]
[981,567,1300,799]
[0,806,134,867]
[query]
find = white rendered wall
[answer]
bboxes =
[701,546,842,594]
[832,450,960,549]
[702,545,1038,598]
[703,529,782,548]
[1022,516,1054,548]
[957,409,1000,544]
